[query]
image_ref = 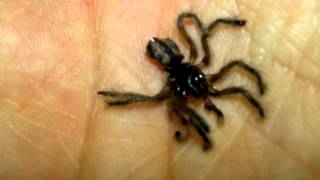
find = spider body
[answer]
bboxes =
[147,37,208,98]
[168,63,208,98]
[98,12,266,151]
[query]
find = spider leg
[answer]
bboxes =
[171,109,191,142]
[204,98,224,126]
[97,86,170,106]
[193,125,212,151]
[207,60,266,95]
[169,99,212,151]
[200,18,246,67]
[177,12,206,63]
[208,87,264,118]
[169,99,210,133]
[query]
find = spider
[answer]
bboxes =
[98,12,266,151]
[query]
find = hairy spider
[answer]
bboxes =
[98,12,266,151]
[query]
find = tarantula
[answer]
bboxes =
[98,12,266,151]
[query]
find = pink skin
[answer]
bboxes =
[0,0,319,179]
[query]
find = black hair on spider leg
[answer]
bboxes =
[98,12,266,151]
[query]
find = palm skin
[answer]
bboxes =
[0,0,319,180]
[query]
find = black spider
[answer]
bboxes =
[98,12,266,151]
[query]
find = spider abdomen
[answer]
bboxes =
[168,63,208,98]
[98,13,265,151]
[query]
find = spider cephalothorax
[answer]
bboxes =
[98,12,266,151]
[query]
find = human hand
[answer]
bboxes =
[0,0,319,179]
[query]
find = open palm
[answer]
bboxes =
[0,0,319,180]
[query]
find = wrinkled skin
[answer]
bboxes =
[0,0,320,180]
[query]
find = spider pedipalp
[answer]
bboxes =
[98,12,266,151]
